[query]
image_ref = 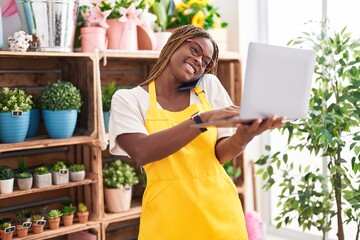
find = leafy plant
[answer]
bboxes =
[69,164,85,172]
[52,161,68,172]
[16,172,32,179]
[15,209,32,224]
[78,203,88,213]
[256,21,360,240]
[31,214,44,223]
[34,166,49,175]
[149,0,175,32]
[39,80,83,111]
[1,221,11,230]
[17,157,28,174]
[222,160,241,181]
[0,167,14,180]
[102,82,121,112]
[48,209,63,219]
[0,218,11,229]
[103,159,139,188]
[0,87,32,112]
[168,0,228,30]
[62,205,76,216]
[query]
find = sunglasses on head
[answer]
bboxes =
[186,39,215,69]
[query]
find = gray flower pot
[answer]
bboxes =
[17,177,33,190]
[34,173,52,188]
[70,170,85,182]
[51,170,69,185]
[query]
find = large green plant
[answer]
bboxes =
[102,82,121,112]
[256,21,360,240]
[103,159,139,188]
[40,80,82,111]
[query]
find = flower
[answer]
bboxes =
[168,0,228,30]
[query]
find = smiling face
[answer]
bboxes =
[169,37,214,83]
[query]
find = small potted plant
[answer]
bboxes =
[39,80,83,139]
[0,87,32,143]
[0,167,14,194]
[33,166,52,188]
[16,157,33,190]
[69,163,86,182]
[31,215,46,234]
[77,202,89,224]
[48,209,62,230]
[15,209,32,238]
[51,161,69,185]
[61,205,76,226]
[101,82,121,133]
[0,218,14,240]
[103,159,139,213]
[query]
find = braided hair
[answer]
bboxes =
[140,24,219,86]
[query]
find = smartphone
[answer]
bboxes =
[178,76,203,91]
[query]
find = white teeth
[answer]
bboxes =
[186,63,195,73]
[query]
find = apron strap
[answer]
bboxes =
[148,81,157,109]
[193,86,211,109]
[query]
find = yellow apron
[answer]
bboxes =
[139,81,248,240]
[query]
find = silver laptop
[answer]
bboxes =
[193,42,316,128]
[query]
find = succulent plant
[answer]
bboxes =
[48,209,63,219]
[16,172,32,179]
[52,161,68,172]
[0,167,14,180]
[69,164,85,172]
[34,166,49,175]
[62,205,76,216]
[78,203,88,213]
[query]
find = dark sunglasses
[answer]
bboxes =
[186,39,215,69]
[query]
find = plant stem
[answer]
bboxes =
[334,154,344,240]
[356,222,360,240]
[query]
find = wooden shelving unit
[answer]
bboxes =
[0,50,244,239]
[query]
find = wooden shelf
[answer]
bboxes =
[0,178,96,200]
[103,199,142,224]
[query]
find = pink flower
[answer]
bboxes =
[119,2,143,25]
[83,6,111,28]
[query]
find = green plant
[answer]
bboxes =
[102,82,122,112]
[1,222,10,230]
[48,209,63,219]
[78,203,88,213]
[0,167,14,180]
[52,161,68,172]
[149,0,175,31]
[0,218,11,229]
[222,161,241,181]
[34,166,49,175]
[69,164,85,172]
[0,87,32,112]
[17,157,28,174]
[31,214,44,223]
[15,209,32,224]
[103,159,139,188]
[168,0,228,30]
[16,172,32,179]
[256,21,360,240]
[39,80,83,111]
[62,205,76,216]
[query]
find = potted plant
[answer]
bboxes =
[51,161,69,185]
[103,159,139,213]
[256,22,360,240]
[69,164,86,182]
[39,80,83,139]
[62,205,76,226]
[48,209,62,230]
[33,166,52,188]
[77,202,89,224]
[0,167,14,194]
[77,4,111,53]
[15,209,32,238]
[101,82,121,133]
[26,95,41,138]
[0,87,32,143]
[31,215,46,234]
[16,157,33,191]
[0,218,14,240]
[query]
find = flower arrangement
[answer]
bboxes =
[168,0,228,30]
[0,87,32,113]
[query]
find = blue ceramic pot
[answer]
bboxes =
[26,109,41,138]
[103,111,110,133]
[0,111,30,143]
[43,110,78,139]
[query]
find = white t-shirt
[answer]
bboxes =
[109,74,235,156]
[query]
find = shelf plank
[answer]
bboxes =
[17,221,100,240]
[0,178,95,200]
[103,200,142,224]
[0,136,98,153]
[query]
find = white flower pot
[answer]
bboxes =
[70,170,85,182]
[51,171,69,185]
[0,178,14,193]
[17,177,33,190]
[104,186,132,213]
[34,173,52,188]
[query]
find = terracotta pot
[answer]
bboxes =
[0,230,13,240]
[32,224,44,234]
[80,27,107,53]
[104,186,132,213]
[16,225,28,238]
[77,211,89,224]
[106,19,138,50]
[62,214,74,226]
[48,218,60,230]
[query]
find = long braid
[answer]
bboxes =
[140,25,219,86]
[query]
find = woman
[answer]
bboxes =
[109,25,284,240]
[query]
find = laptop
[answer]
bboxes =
[193,42,316,128]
